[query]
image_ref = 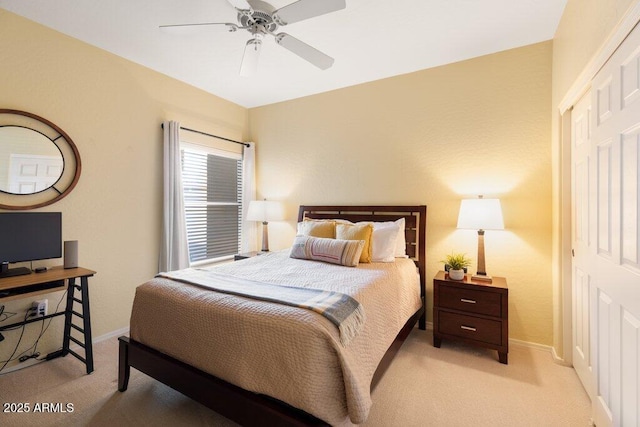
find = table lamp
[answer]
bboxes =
[456,195,504,282]
[246,199,285,252]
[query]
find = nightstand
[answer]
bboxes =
[433,271,509,364]
[233,251,262,261]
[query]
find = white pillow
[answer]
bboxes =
[371,222,400,262]
[394,217,407,258]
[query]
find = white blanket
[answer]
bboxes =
[130,250,421,425]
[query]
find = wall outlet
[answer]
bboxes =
[32,299,48,317]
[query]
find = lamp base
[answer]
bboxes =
[261,221,269,252]
[471,274,493,283]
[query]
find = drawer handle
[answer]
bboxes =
[460,325,477,332]
[460,298,477,304]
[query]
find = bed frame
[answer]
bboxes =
[118,205,427,426]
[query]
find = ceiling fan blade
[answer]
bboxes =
[275,33,334,70]
[159,22,238,35]
[273,0,346,25]
[227,0,252,11]
[240,37,263,77]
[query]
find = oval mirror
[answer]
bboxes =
[0,109,81,210]
[0,126,64,194]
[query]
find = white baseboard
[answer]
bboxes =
[0,355,45,374]
[93,326,130,343]
[550,346,572,367]
[68,326,130,354]
[509,337,552,352]
[509,338,573,367]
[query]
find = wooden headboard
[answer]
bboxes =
[297,205,427,308]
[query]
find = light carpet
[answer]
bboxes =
[0,329,591,426]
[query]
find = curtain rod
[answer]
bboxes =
[161,123,249,147]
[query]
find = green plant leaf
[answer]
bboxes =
[440,252,472,270]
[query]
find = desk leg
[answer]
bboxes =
[80,276,94,374]
[62,278,75,357]
[61,276,94,374]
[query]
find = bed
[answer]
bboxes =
[118,205,427,426]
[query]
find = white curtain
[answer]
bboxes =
[159,121,190,272]
[241,142,258,252]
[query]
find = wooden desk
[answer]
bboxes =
[0,266,96,373]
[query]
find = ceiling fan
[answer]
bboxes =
[161,0,346,76]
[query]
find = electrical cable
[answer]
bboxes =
[14,290,68,362]
[0,290,68,370]
[0,310,30,373]
[34,290,68,360]
[0,305,5,342]
[32,317,46,355]
[0,305,17,323]
[13,318,45,362]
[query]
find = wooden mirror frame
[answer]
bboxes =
[0,109,81,210]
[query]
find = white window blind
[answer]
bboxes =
[181,143,242,264]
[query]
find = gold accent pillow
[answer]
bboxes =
[336,223,373,263]
[296,219,336,238]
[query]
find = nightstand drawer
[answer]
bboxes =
[437,311,503,346]
[437,284,502,317]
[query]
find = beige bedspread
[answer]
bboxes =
[129,250,421,425]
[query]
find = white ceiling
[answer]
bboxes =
[0,0,567,108]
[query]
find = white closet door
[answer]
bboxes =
[571,90,595,401]
[589,21,640,427]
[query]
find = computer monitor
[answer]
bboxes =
[0,212,62,278]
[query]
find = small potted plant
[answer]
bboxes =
[441,252,472,280]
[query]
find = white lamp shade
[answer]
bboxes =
[246,200,285,222]
[457,198,504,230]
[240,36,262,77]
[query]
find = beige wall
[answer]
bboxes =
[550,0,637,358]
[552,0,635,102]
[250,42,553,345]
[0,10,247,370]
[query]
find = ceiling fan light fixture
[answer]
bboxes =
[240,36,263,77]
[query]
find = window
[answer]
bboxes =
[181,143,243,264]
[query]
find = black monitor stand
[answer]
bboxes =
[0,262,32,278]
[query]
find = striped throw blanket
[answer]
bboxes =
[157,269,366,346]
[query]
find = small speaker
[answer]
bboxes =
[64,240,78,269]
